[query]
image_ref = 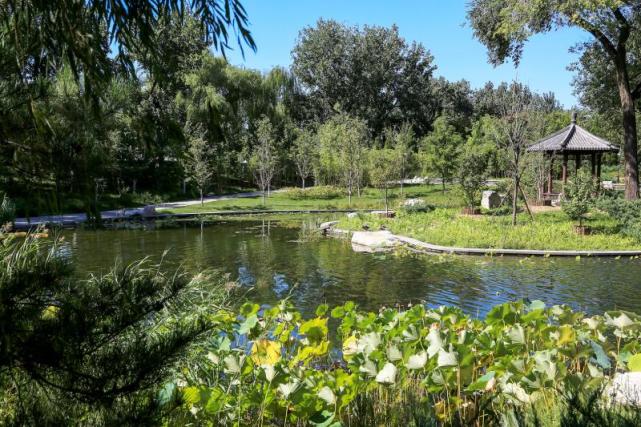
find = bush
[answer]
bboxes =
[283,185,345,200]
[562,170,596,227]
[596,195,641,241]
[164,299,641,426]
[456,143,489,209]
[0,194,16,225]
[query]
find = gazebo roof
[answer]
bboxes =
[527,114,618,153]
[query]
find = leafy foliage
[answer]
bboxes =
[563,170,597,227]
[420,116,463,190]
[165,299,641,425]
[0,236,226,424]
[457,143,490,209]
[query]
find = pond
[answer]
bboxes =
[61,218,641,317]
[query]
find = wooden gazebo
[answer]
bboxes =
[527,112,618,198]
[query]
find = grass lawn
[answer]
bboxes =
[162,183,640,251]
[338,208,641,251]
[161,184,458,214]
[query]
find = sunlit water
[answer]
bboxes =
[60,219,641,318]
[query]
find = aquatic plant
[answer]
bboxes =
[165,299,641,426]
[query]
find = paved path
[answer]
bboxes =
[14,190,276,229]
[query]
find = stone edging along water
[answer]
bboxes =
[328,226,641,258]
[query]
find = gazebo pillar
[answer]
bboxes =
[591,153,596,177]
[575,153,581,172]
[597,153,602,180]
[547,154,554,193]
[562,152,568,184]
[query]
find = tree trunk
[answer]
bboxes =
[200,189,204,207]
[384,186,389,215]
[512,175,519,226]
[442,177,445,194]
[348,183,352,206]
[615,55,639,200]
[302,177,305,190]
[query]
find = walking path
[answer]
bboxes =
[13,190,278,229]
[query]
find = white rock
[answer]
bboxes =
[351,231,399,252]
[319,221,338,230]
[607,372,641,406]
[481,191,501,209]
[403,198,423,207]
[346,212,359,218]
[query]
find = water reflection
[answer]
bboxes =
[62,220,641,318]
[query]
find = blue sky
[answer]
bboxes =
[224,0,592,108]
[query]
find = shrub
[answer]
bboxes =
[596,195,641,241]
[456,143,489,209]
[284,185,345,200]
[0,194,16,225]
[562,170,596,227]
[164,299,641,426]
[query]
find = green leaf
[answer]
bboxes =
[310,410,336,427]
[316,304,329,316]
[528,300,546,311]
[157,382,176,406]
[238,314,258,335]
[331,306,345,318]
[628,354,641,372]
[466,371,495,392]
[300,317,329,344]
[590,340,611,370]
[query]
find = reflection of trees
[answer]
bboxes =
[65,224,641,319]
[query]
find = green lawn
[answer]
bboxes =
[338,208,640,251]
[161,184,459,214]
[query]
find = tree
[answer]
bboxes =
[493,82,536,226]
[467,0,640,200]
[1,0,255,97]
[388,123,416,197]
[420,116,463,192]
[291,20,439,139]
[291,129,317,189]
[317,114,368,205]
[250,117,278,205]
[368,148,400,214]
[457,144,490,211]
[185,124,214,206]
[0,236,224,424]
[563,169,596,228]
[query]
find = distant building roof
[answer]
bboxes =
[527,113,618,153]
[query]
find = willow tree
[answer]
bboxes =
[467,0,641,199]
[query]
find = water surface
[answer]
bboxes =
[61,219,641,317]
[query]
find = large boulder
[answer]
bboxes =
[351,230,399,252]
[319,221,338,230]
[481,191,501,210]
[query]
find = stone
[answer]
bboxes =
[319,221,338,230]
[481,191,501,210]
[142,205,157,217]
[403,198,423,207]
[346,212,359,218]
[371,210,396,218]
[607,372,641,406]
[351,230,399,252]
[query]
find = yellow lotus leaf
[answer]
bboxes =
[251,339,281,365]
[557,325,576,346]
[342,335,358,360]
[41,305,59,320]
